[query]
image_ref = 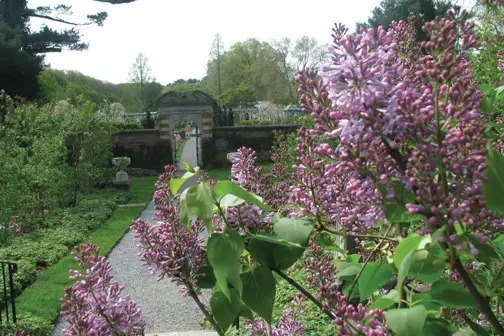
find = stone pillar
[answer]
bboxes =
[201,111,212,139]
[159,115,170,140]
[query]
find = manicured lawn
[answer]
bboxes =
[15,177,157,324]
[206,163,274,181]
[128,176,158,204]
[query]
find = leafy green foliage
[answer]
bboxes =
[248,236,305,270]
[393,235,426,268]
[386,305,428,336]
[210,289,243,331]
[358,262,393,300]
[430,279,476,308]
[214,180,274,211]
[242,265,276,323]
[0,187,126,303]
[272,216,314,247]
[186,182,214,231]
[207,228,244,299]
[484,146,504,214]
[0,1,135,100]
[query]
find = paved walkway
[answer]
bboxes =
[52,139,215,335]
[178,133,198,168]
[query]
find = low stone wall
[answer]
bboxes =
[111,129,172,171]
[206,125,299,168]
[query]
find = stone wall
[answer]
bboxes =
[206,125,299,168]
[111,129,172,171]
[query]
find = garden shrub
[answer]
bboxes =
[0,314,53,336]
[235,119,272,126]
[0,187,127,308]
[108,120,143,131]
[0,95,119,240]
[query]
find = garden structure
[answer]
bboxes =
[157,90,215,166]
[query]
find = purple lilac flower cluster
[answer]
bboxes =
[132,164,205,292]
[60,244,145,336]
[227,147,291,233]
[298,8,499,240]
[231,147,263,195]
[303,240,386,336]
[244,294,307,336]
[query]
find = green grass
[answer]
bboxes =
[15,177,157,324]
[206,163,274,181]
[128,176,158,204]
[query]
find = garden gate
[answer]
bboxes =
[157,90,215,166]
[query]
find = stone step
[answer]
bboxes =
[145,332,218,336]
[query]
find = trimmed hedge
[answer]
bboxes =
[0,188,129,305]
[235,119,272,126]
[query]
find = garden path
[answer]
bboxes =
[52,138,215,335]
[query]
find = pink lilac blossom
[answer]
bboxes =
[298,8,501,240]
[231,147,263,195]
[303,240,386,336]
[60,244,145,336]
[230,146,290,208]
[227,146,290,234]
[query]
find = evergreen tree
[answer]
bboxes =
[0,0,136,99]
[356,0,453,40]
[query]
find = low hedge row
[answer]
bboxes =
[0,188,129,305]
[235,119,272,126]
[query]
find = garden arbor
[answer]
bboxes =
[157,90,215,165]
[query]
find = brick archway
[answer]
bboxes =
[157,90,216,166]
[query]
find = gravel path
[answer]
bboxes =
[52,137,210,335]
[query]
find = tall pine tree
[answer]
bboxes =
[356,0,452,40]
[0,0,136,100]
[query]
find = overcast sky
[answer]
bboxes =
[28,0,473,85]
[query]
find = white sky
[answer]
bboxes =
[28,0,474,85]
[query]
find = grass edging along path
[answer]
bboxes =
[15,176,157,325]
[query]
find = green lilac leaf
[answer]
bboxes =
[316,232,348,255]
[386,305,427,336]
[179,188,190,229]
[408,253,444,283]
[210,289,242,331]
[368,289,399,310]
[430,279,476,308]
[242,265,276,323]
[186,182,213,232]
[207,228,244,299]
[419,318,455,336]
[213,180,274,211]
[393,235,426,269]
[169,171,195,195]
[358,262,393,301]
[483,146,504,214]
[273,216,314,246]
[248,238,304,270]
